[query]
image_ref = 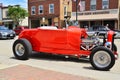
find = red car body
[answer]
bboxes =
[13,26,118,71]
[19,26,89,55]
[14,26,29,35]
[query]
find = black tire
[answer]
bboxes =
[113,44,117,52]
[13,38,32,60]
[90,46,115,71]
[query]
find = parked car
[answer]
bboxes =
[0,26,16,39]
[87,25,120,39]
[114,30,120,39]
[14,26,29,35]
[12,26,118,71]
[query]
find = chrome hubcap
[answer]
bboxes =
[93,51,111,68]
[15,43,25,56]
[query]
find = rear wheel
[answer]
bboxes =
[13,38,32,60]
[90,46,115,71]
[113,44,117,52]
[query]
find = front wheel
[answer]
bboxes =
[13,38,32,60]
[90,46,115,71]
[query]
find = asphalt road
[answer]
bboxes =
[0,37,120,80]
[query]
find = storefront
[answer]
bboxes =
[80,20,118,30]
[29,17,60,28]
[2,19,13,29]
[71,9,119,30]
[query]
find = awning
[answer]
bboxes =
[2,20,13,22]
[70,14,119,21]
[70,9,119,21]
[0,21,2,25]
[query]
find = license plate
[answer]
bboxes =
[10,34,13,36]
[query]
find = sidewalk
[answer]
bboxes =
[0,63,8,69]
[0,64,95,80]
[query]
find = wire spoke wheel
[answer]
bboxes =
[13,38,32,60]
[93,51,111,68]
[90,46,115,71]
[15,43,25,56]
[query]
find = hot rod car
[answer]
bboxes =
[12,26,118,71]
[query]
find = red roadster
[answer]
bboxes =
[12,26,118,71]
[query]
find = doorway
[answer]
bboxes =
[48,18,52,26]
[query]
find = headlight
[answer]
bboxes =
[105,42,112,49]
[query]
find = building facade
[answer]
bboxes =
[0,3,2,25]
[0,4,28,29]
[118,0,120,29]
[71,0,120,30]
[28,0,72,28]
[2,6,14,29]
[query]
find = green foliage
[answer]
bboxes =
[8,5,28,26]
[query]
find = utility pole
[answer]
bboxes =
[118,0,120,30]
[76,0,78,21]
[73,0,78,21]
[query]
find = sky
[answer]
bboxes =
[0,0,27,8]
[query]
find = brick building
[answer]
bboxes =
[71,0,120,30]
[118,0,120,29]
[28,0,72,28]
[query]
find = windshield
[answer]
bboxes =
[66,21,79,27]
[0,26,8,30]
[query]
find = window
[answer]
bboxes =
[102,0,109,9]
[90,0,96,11]
[39,5,43,14]
[80,1,85,11]
[49,4,54,14]
[0,8,2,20]
[5,11,8,17]
[31,6,36,15]
[64,6,67,16]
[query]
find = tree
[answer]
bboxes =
[8,5,28,28]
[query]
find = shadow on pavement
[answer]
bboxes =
[11,52,90,63]
[29,52,90,63]
[83,67,95,70]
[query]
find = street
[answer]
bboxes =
[0,37,120,80]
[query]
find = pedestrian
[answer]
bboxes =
[105,24,110,30]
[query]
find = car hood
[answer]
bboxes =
[0,30,15,33]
